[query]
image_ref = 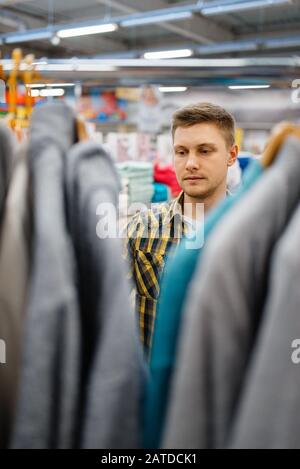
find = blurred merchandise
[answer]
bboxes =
[157,134,173,166]
[107,132,157,162]
[154,161,182,197]
[238,153,255,173]
[116,161,154,206]
[152,183,170,204]
[227,160,242,194]
[138,85,162,134]
[78,89,127,123]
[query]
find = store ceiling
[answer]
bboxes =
[2,56,299,89]
[0,0,300,60]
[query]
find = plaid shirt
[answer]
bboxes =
[123,192,187,355]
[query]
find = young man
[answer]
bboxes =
[124,102,238,355]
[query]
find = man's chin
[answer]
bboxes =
[182,183,210,199]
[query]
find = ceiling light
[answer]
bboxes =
[5,30,53,44]
[201,0,291,16]
[27,83,75,88]
[121,11,193,27]
[57,23,118,38]
[26,84,46,88]
[196,40,259,55]
[47,83,75,87]
[159,86,188,92]
[40,88,65,97]
[144,49,193,60]
[228,85,271,90]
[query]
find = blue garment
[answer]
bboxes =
[152,183,169,203]
[238,156,252,173]
[143,159,263,449]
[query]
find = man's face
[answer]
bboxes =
[173,122,237,199]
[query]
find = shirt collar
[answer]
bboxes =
[167,191,184,221]
[167,188,232,221]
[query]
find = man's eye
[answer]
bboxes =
[176,150,186,156]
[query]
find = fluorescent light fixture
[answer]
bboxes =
[202,0,291,16]
[30,88,66,97]
[228,85,271,90]
[121,11,193,27]
[57,23,118,38]
[40,88,65,97]
[26,84,46,88]
[197,40,259,55]
[144,49,193,60]
[26,83,75,88]
[5,30,53,44]
[48,83,75,87]
[159,86,188,92]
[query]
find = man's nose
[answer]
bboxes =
[185,152,200,171]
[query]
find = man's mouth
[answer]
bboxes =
[184,176,205,181]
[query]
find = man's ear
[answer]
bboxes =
[227,144,239,167]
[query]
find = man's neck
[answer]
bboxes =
[183,185,227,220]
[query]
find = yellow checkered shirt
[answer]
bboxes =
[123,192,186,355]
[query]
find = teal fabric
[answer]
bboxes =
[143,159,263,449]
[116,162,154,205]
[116,161,153,179]
[152,183,170,203]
